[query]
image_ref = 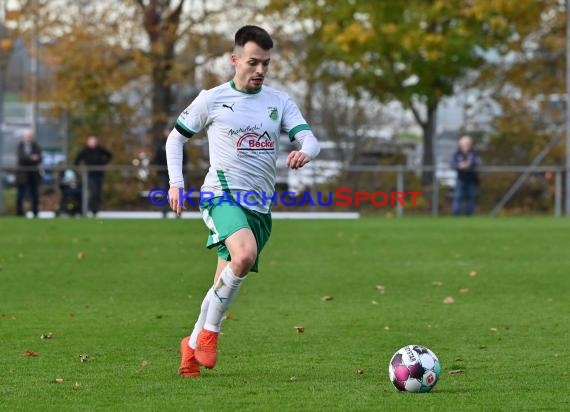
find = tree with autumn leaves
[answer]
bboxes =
[8,0,242,158]
[7,0,566,180]
[266,0,550,184]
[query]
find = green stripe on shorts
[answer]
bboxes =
[200,196,272,273]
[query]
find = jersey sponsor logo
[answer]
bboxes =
[228,123,262,137]
[222,103,235,112]
[268,106,278,121]
[236,131,275,152]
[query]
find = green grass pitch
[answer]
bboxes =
[0,217,568,411]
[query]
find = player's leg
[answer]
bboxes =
[179,258,228,377]
[195,228,257,368]
[188,258,229,349]
[204,228,256,329]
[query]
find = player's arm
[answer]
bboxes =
[166,90,210,215]
[287,130,320,170]
[166,129,189,216]
[281,96,320,169]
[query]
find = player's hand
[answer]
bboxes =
[168,186,184,216]
[287,151,311,170]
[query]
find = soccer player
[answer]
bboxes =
[166,25,320,377]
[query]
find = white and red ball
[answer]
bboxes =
[388,345,441,392]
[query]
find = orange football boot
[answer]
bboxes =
[194,329,219,369]
[178,336,200,377]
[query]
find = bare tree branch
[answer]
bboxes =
[166,0,185,23]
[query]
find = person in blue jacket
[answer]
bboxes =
[451,135,480,216]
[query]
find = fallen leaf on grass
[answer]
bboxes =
[73,382,81,389]
[294,326,305,333]
[443,297,455,304]
[23,351,38,357]
[77,251,86,260]
[79,354,90,363]
[11,316,17,320]
[320,296,334,302]
[41,332,54,340]
[355,369,364,376]
[289,376,298,382]
[384,326,390,331]
[459,288,470,294]
[490,327,498,332]
[455,357,464,362]
[135,360,151,373]
[432,281,443,287]
[469,271,477,277]
[448,369,464,375]
[375,285,386,294]
[224,313,234,321]
[371,300,379,305]
[55,377,64,383]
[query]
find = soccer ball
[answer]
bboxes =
[388,344,441,392]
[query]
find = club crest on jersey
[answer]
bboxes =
[236,131,275,152]
[268,107,279,121]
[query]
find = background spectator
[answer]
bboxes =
[16,129,43,217]
[451,135,481,216]
[74,136,112,217]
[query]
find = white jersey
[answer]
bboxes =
[175,80,310,213]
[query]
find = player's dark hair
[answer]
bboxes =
[234,25,273,50]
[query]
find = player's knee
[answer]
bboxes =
[231,250,256,275]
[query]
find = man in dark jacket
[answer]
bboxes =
[451,135,480,216]
[16,129,43,217]
[74,136,112,216]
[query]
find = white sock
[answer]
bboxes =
[189,288,214,349]
[204,265,246,332]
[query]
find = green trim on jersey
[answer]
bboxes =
[176,119,196,135]
[216,169,230,191]
[288,124,311,141]
[230,80,262,95]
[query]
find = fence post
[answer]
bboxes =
[396,167,404,217]
[81,167,88,216]
[555,170,562,218]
